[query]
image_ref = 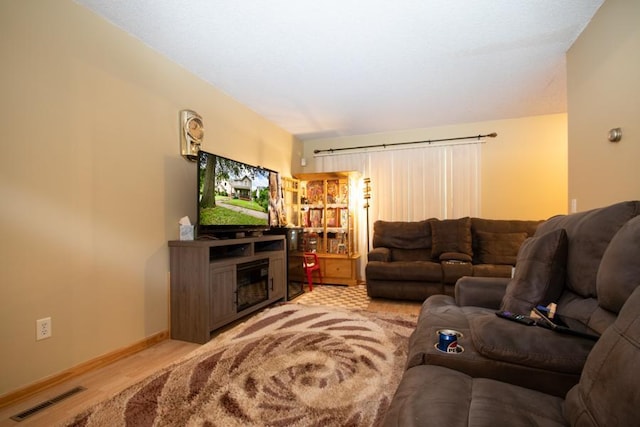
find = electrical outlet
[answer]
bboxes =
[36,317,52,340]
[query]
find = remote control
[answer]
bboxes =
[495,310,536,325]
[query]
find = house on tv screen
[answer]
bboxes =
[231,175,252,200]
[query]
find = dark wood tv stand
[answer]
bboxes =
[168,235,286,343]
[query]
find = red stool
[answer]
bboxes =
[302,252,322,291]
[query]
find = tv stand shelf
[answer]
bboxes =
[169,235,286,343]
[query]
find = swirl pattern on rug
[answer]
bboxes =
[63,304,416,427]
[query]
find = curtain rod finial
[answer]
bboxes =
[487,132,498,138]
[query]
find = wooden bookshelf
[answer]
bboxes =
[286,171,361,286]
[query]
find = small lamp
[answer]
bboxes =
[364,178,371,253]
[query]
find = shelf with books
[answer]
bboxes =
[289,171,361,286]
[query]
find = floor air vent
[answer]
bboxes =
[11,386,86,422]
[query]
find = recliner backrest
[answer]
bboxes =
[535,201,640,297]
[533,201,640,333]
[372,220,434,262]
[591,214,640,331]
[372,220,433,250]
[564,285,640,426]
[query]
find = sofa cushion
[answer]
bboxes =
[430,217,472,258]
[390,248,432,262]
[365,260,442,282]
[476,231,528,265]
[382,365,567,427]
[372,220,433,250]
[500,228,568,314]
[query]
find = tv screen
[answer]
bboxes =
[197,150,282,237]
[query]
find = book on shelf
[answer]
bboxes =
[326,208,338,227]
[340,209,349,228]
[326,180,339,204]
[301,210,310,227]
[329,238,340,254]
[306,181,324,204]
[337,243,347,254]
[309,209,323,228]
[339,183,349,204]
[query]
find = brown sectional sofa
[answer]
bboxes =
[366,217,542,300]
[382,200,640,426]
[383,284,640,427]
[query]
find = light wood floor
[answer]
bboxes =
[0,297,421,426]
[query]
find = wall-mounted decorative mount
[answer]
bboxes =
[180,110,204,160]
[608,127,622,143]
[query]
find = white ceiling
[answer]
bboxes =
[74,0,604,141]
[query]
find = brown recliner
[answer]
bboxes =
[382,283,640,426]
[406,201,640,397]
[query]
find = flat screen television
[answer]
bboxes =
[197,150,282,238]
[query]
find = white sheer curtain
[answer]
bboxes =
[314,143,481,277]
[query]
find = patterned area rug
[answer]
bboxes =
[62,303,416,427]
[293,285,371,310]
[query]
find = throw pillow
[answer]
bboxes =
[476,231,528,265]
[500,228,568,314]
[430,217,473,258]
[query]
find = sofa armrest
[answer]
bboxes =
[454,276,510,309]
[368,247,391,262]
[470,315,593,374]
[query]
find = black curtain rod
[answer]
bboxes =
[313,132,498,155]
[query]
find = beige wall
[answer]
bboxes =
[567,0,640,210]
[301,114,568,220]
[0,1,299,395]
